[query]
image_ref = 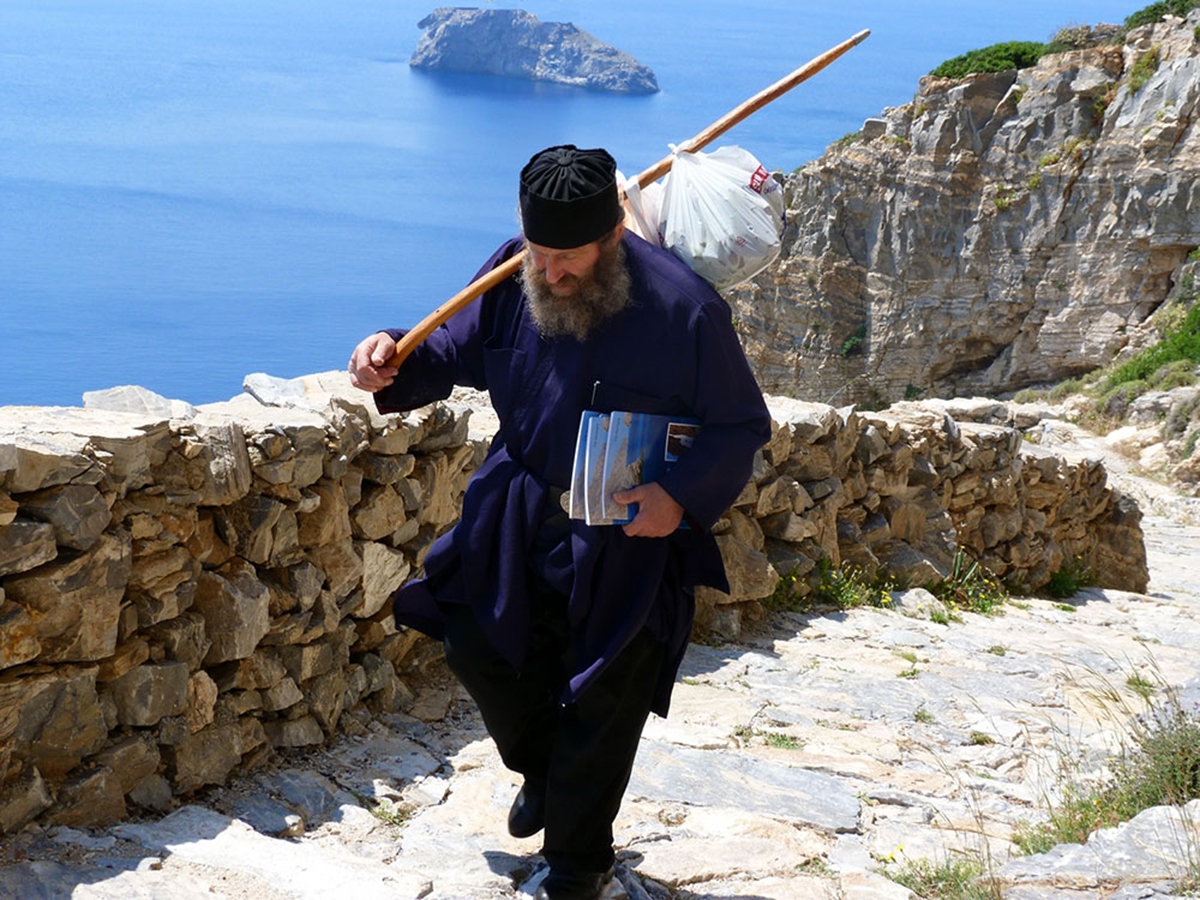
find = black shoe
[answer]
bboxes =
[534,866,613,900]
[507,781,546,838]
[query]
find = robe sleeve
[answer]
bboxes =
[372,239,523,414]
[656,301,772,529]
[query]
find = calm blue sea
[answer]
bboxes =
[1,0,1137,407]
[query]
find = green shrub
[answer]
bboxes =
[813,559,893,610]
[890,856,998,900]
[1103,304,1200,391]
[933,550,1007,615]
[1126,0,1200,29]
[1184,428,1200,459]
[1047,377,1086,401]
[765,566,806,612]
[1152,296,1192,334]
[1100,380,1150,417]
[834,131,862,150]
[1016,691,1200,852]
[1129,45,1162,93]
[1167,392,1200,437]
[1092,89,1114,129]
[931,41,1048,79]
[1153,359,1198,391]
[841,325,867,358]
[1045,556,1096,599]
[1048,25,1093,51]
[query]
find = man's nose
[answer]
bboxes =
[545,258,565,283]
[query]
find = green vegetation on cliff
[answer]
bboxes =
[1104,302,1200,393]
[1126,0,1200,28]
[930,41,1047,78]
[930,2,1198,80]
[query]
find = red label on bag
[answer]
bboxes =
[749,165,770,194]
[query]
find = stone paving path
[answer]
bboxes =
[3,440,1200,899]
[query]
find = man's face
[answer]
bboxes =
[524,239,604,299]
[520,227,631,341]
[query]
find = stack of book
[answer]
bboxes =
[567,410,699,526]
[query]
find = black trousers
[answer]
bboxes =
[442,579,665,874]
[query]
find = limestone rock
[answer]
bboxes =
[0,598,40,670]
[264,715,324,749]
[128,773,174,811]
[95,638,151,682]
[9,668,108,778]
[4,532,132,662]
[83,384,197,420]
[0,518,57,577]
[411,8,659,94]
[873,540,948,586]
[128,546,200,627]
[47,767,126,828]
[21,482,113,552]
[144,612,212,671]
[712,533,778,603]
[309,538,364,601]
[91,734,162,794]
[1090,490,1150,593]
[193,562,271,664]
[0,491,18,527]
[217,493,299,566]
[296,480,352,548]
[358,542,411,619]
[107,661,191,727]
[628,740,860,833]
[0,430,96,494]
[0,767,52,835]
[350,483,408,540]
[890,587,949,621]
[0,406,170,495]
[181,419,252,506]
[1000,799,1200,889]
[163,722,244,792]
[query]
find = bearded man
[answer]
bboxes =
[349,145,770,900]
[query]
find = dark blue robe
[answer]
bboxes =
[377,232,770,715]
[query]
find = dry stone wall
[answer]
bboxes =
[0,375,1147,833]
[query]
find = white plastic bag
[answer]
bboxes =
[617,170,664,246]
[657,145,785,292]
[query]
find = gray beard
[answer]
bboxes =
[519,242,632,341]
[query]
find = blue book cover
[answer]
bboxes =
[600,411,700,526]
[568,410,601,521]
[582,413,614,526]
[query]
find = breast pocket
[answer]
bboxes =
[591,380,687,417]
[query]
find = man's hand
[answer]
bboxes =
[348,332,399,392]
[612,482,684,538]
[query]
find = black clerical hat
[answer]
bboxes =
[519,145,623,249]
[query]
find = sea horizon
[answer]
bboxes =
[1,0,1140,407]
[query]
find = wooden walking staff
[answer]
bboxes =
[386,27,871,369]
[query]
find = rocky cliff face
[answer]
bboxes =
[732,13,1200,405]
[410,8,659,93]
